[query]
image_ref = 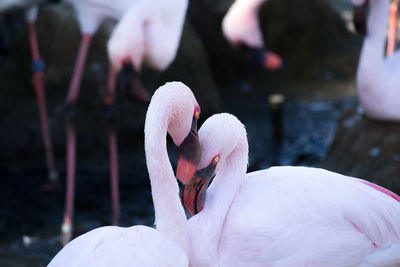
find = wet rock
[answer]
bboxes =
[321,105,400,194]
[0,3,221,171]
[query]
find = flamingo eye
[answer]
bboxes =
[194,106,200,119]
[212,155,220,164]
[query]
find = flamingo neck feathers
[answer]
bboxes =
[359,0,389,70]
[188,125,248,266]
[144,91,189,256]
[205,139,248,227]
[222,0,266,47]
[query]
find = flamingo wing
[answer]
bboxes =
[217,167,400,266]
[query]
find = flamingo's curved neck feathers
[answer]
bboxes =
[359,0,390,71]
[188,135,248,266]
[144,97,189,256]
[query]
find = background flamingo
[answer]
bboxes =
[178,113,400,266]
[352,0,400,120]
[49,81,200,266]
[222,0,283,70]
[61,0,189,244]
[0,3,59,186]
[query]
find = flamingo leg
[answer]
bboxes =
[104,66,120,226]
[61,33,92,245]
[27,22,58,185]
[387,0,399,56]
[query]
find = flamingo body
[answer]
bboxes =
[215,167,400,266]
[185,114,400,266]
[48,226,187,267]
[66,0,132,33]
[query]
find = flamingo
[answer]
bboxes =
[17,5,58,186]
[222,0,283,70]
[352,0,400,121]
[177,113,400,266]
[48,81,201,266]
[61,0,189,244]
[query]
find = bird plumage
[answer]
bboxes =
[186,113,400,266]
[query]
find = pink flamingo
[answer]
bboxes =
[352,0,400,121]
[61,0,189,244]
[178,113,400,266]
[24,5,58,186]
[49,82,201,266]
[222,0,283,70]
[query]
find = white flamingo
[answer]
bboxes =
[178,113,400,266]
[61,0,189,243]
[353,0,400,120]
[222,0,282,70]
[49,81,201,266]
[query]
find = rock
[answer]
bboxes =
[320,105,400,195]
[0,3,221,171]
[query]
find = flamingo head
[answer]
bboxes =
[352,0,369,35]
[145,82,201,186]
[236,42,283,71]
[175,106,202,186]
[108,21,150,103]
[114,59,150,103]
[179,156,219,216]
[178,113,248,216]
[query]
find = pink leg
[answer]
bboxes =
[61,33,92,245]
[104,66,120,226]
[387,0,398,56]
[27,22,58,184]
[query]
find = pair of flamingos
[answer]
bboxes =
[49,82,400,266]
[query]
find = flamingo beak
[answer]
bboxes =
[238,43,283,71]
[117,61,150,103]
[176,117,201,186]
[353,1,369,35]
[180,162,217,216]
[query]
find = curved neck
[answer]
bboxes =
[188,138,248,265]
[359,0,389,71]
[144,108,188,256]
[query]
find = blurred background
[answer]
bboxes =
[0,0,399,265]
